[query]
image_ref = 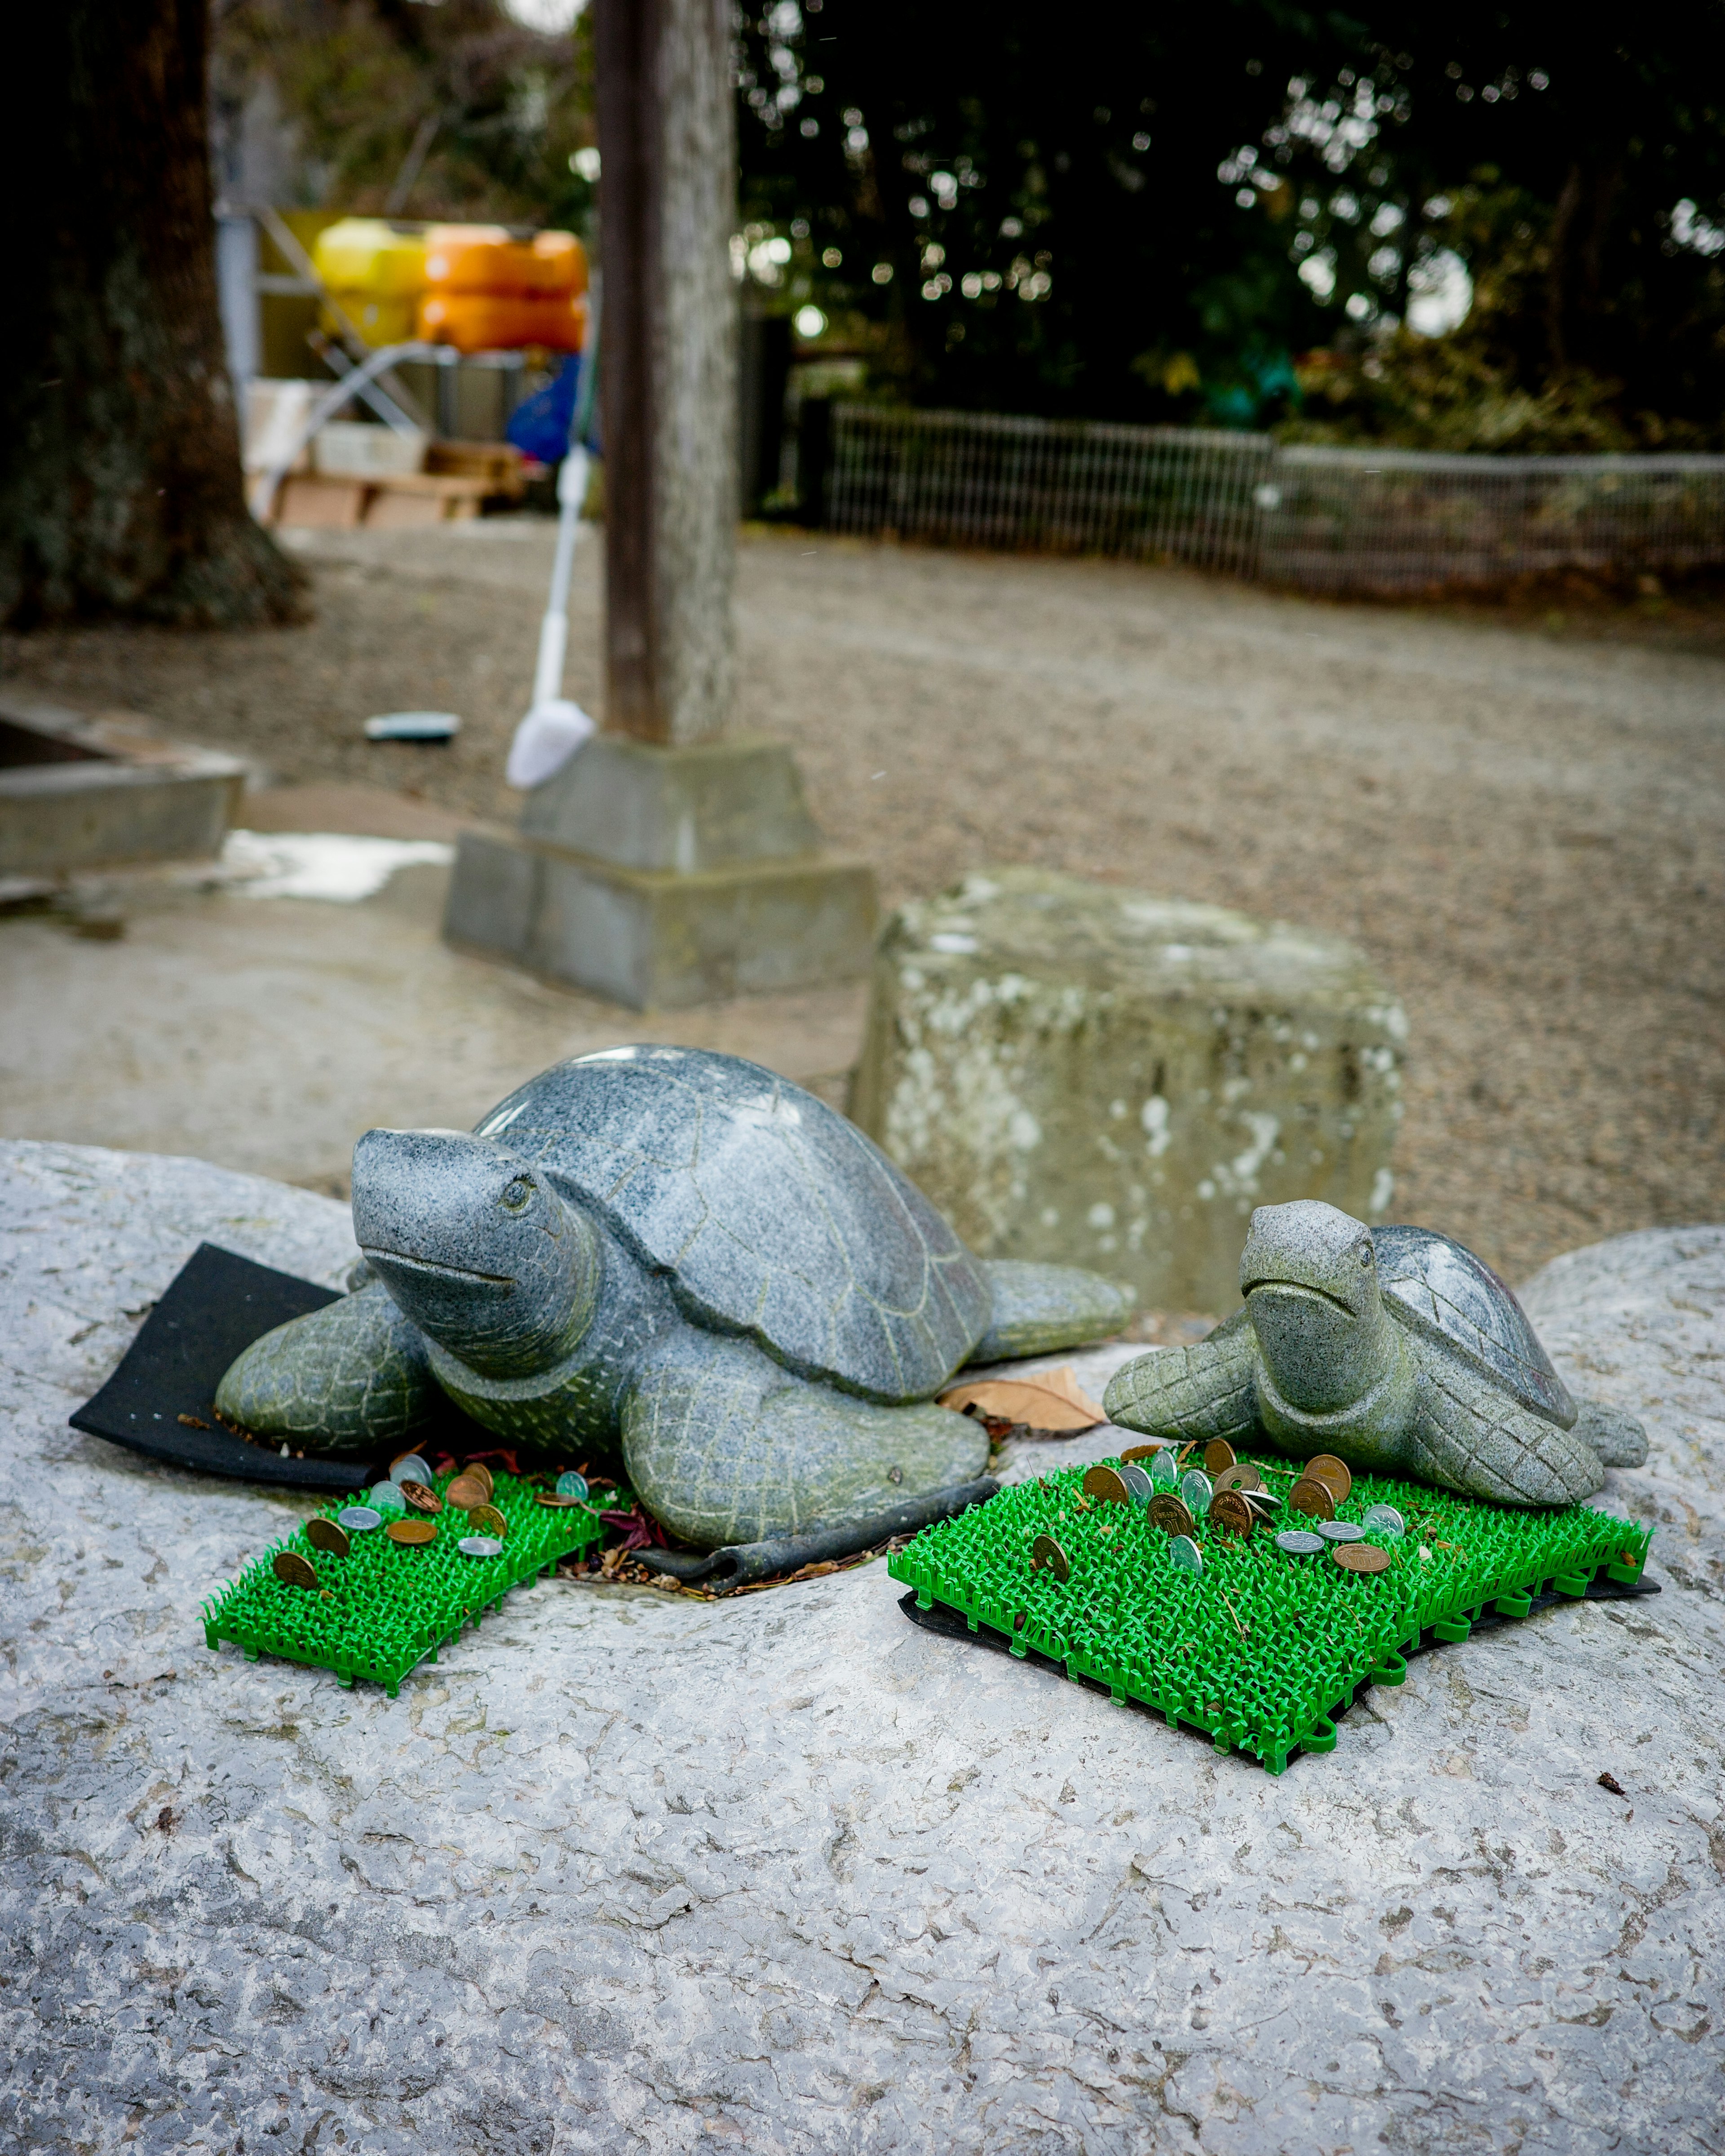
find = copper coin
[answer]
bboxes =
[1305,1453,1353,1502]
[444,1474,488,1510]
[1149,1494,1195,1536]
[398,1479,442,1516]
[1208,1490,1256,1537]
[1203,1439,1237,1475]
[465,1462,495,1500]
[1082,1464,1130,1505]
[273,1550,320,1589]
[467,1502,507,1536]
[535,1491,587,1508]
[386,1517,437,1546]
[305,1517,351,1557]
[1212,1463,1262,1495]
[1332,1541,1391,1574]
[1119,1443,1167,1465]
[1030,1533,1070,1582]
[1289,1476,1336,1521]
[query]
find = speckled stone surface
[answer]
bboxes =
[848,868,1407,1317]
[4,1142,1724,2155]
[1106,1200,1639,1506]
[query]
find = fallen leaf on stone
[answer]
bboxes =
[938,1366,1107,1432]
[1598,1771,1626,1796]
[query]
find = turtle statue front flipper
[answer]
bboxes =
[620,1332,989,1550]
[1102,1309,1258,1445]
[967,1260,1134,1364]
[216,1280,438,1458]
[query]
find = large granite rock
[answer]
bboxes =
[848,868,1407,1315]
[3,1138,1722,2154]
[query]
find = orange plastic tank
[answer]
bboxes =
[422,226,587,300]
[417,289,589,355]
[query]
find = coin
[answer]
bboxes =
[1149,1449,1180,1489]
[305,1517,351,1557]
[1030,1533,1070,1582]
[1149,1494,1195,1536]
[389,1453,433,1487]
[273,1550,320,1589]
[467,1502,507,1536]
[1333,1541,1391,1574]
[1119,1443,1166,1465]
[458,1535,504,1560]
[1083,1464,1131,1505]
[444,1474,488,1510]
[1179,1469,1213,1511]
[1117,1461,1154,1506]
[1242,1485,1282,1514]
[1168,1535,1204,1575]
[1212,1463,1263,1495]
[399,1479,443,1515]
[465,1462,495,1500]
[337,1505,382,1534]
[555,1470,589,1500]
[1203,1439,1237,1475]
[1209,1490,1256,1537]
[386,1517,436,1546]
[366,1481,407,1515]
[1289,1476,1336,1521]
[535,1491,587,1508]
[1362,1504,1406,1539]
[1318,1520,1364,1542]
[1275,1529,1326,1558]
[1305,1453,1353,1502]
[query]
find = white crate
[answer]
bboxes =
[312,421,429,479]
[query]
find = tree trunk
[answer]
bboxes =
[596,0,737,744]
[1544,158,1623,380]
[1,0,304,629]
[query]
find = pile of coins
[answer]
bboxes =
[271,1452,518,1594]
[1069,1438,1406,1581]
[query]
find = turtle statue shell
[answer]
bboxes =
[1374,1224,1576,1429]
[473,1045,994,1401]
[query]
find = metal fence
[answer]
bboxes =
[821,403,1725,594]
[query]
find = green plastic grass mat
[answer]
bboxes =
[202,1471,605,1696]
[889,1452,1653,1774]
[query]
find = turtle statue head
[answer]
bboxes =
[1238,1199,1391,1413]
[351,1128,601,1380]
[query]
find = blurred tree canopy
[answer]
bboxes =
[736,1,1725,446]
[209,0,596,230]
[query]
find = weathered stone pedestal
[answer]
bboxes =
[848,866,1406,1314]
[443,733,876,1007]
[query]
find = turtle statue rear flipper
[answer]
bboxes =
[967,1260,1135,1364]
[620,1332,989,1551]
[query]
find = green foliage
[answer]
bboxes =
[210,0,596,229]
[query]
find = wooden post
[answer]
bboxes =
[596,0,737,745]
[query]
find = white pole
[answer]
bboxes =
[529,443,588,710]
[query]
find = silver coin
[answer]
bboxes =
[555,1470,590,1500]
[389,1455,433,1488]
[1318,1520,1365,1543]
[1275,1529,1326,1557]
[1117,1461,1154,1506]
[1362,1504,1406,1539]
[336,1505,382,1533]
[1243,1487,1283,1512]
[1150,1448,1180,1489]
[458,1535,504,1560]
[1168,1535,1204,1575]
[366,1482,407,1515]
[1179,1469,1213,1510]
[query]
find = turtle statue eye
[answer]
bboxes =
[499,1177,534,1213]
[1359,1244,1374,1266]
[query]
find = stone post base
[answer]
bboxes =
[847,866,1407,1315]
[442,735,876,1009]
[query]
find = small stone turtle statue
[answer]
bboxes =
[1103,1199,1648,1506]
[217,1047,1132,1548]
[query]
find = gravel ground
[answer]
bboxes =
[4,518,1721,1285]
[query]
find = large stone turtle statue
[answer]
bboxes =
[1103,1199,1648,1506]
[217,1047,1131,1548]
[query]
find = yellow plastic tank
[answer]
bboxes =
[313,219,428,299]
